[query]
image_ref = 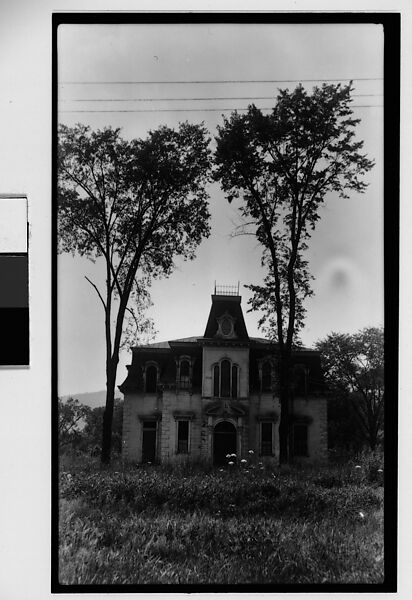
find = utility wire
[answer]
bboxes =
[60,105,383,114]
[59,93,383,103]
[59,77,383,85]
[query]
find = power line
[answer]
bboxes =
[59,93,383,103]
[59,77,383,85]
[60,105,383,114]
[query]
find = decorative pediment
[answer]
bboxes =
[173,411,195,421]
[204,399,247,416]
[137,412,162,421]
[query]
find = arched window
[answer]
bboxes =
[180,360,190,377]
[232,365,238,399]
[213,365,220,397]
[221,359,231,397]
[261,361,272,392]
[145,365,158,393]
[179,359,191,389]
[213,360,239,398]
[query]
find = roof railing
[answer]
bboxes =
[214,281,240,296]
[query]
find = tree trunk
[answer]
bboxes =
[101,360,118,464]
[101,292,129,465]
[278,353,291,465]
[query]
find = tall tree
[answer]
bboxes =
[214,83,374,463]
[58,122,212,463]
[316,327,384,451]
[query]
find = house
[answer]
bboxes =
[119,285,327,465]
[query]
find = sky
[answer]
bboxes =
[57,22,384,396]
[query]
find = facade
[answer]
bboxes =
[120,288,327,465]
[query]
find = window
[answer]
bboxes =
[221,317,232,336]
[261,361,272,392]
[177,420,189,454]
[142,421,157,462]
[145,365,157,393]
[261,422,273,455]
[216,312,235,338]
[213,360,239,398]
[179,359,191,389]
[232,365,238,398]
[293,424,308,457]
[213,365,220,397]
[221,359,231,397]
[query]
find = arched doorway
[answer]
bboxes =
[213,421,237,465]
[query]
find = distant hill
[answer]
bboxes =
[61,390,122,409]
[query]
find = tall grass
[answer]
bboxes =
[59,458,384,585]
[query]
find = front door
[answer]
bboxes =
[142,421,157,463]
[213,421,237,465]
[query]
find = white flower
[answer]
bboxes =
[359,511,365,519]
[248,450,254,454]
[231,453,237,457]
[228,461,234,466]
[219,469,224,472]
[355,465,361,469]
[241,459,247,464]
[226,454,231,458]
[378,468,383,473]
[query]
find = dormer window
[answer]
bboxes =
[258,358,276,393]
[144,363,159,393]
[221,317,232,336]
[216,311,236,338]
[176,356,192,390]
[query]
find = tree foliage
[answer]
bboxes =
[58,122,212,462]
[316,327,384,451]
[58,397,91,450]
[214,83,374,462]
[119,276,157,351]
[58,398,124,455]
[82,400,124,455]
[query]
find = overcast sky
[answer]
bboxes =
[57,22,384,396]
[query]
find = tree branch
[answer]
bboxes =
[85,276,106,310]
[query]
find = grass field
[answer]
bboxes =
[58,457,384,585]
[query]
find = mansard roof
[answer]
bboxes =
[132,336,202,352]
[120,288,325,395]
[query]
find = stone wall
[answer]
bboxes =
[122,390,327,464]
[122,391,162,462]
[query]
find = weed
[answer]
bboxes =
[59,461,384,584]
